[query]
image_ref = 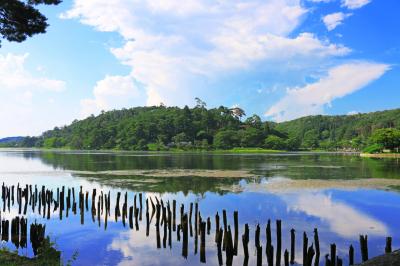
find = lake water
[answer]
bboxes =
[0,149,399,265]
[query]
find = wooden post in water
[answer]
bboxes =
[314,228,320,266]
[215,212,220,243]
[97,196,101,227]
[194,203,198,238]
[303,232,308,266]
[276,219,282,266]
[182,214,188,259]
[255,223,260,248]
[284,249,289,266]
[266,220,274,266]
[266,219,272,250]
[189,202,193,225]
[139,193,143,221]
[330,244,336,266]
[267,244,274,266]
[146,208,150,236]
[360,235,368,262]
[325,254,331,266]
[233,211,238,255]
[207,217,211,235]
[85,191,88,211]
[177,224,181,241]
[135,205,139,231]
[290,229,295,264]
[167,203,172,248]
[217,228,223,266]
[306,244,315,266]
[129,206,133,229]
[242,223,249,266]
[200,221,206,263]
[222,209,227,231]
[226,226,234,266]
[91,189,96,217]
[349,245,354,265]
[180,203,184,225]
[385,237,392,253]
[337,256,343,266]
[162,206,167,249]
[116,192,121,217]
[172,199,176,232]
[257,245,263,266]
[156,219,161,249]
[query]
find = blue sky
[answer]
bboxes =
[0,0,399,137]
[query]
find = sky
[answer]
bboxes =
[0,0,399,138]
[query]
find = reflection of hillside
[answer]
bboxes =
[73,174,246,195]
[27,151,256,171]
[19,150,400,181]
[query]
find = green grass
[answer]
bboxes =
[0,249,59,266]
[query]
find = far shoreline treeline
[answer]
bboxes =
[2,100,400,153]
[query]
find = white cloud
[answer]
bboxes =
[283,191,388,238]
[308,0,333,2]
[323,12,352,31]
[63,0,351,113]
[80,75,145,117]
[0,53,70,138]
[265,62,390,122]
[347,110,359,115]
[0,53,65,92]
[341,0,371,9]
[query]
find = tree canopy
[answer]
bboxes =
[7,104,400,152]
[0,0,61,46]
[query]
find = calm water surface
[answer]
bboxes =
[0,149,399,265]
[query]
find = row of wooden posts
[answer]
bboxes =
[1,183,395,265]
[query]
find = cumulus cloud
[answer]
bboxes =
[283,191,388,238]
[308,0,333,2]
[341,0,371,9]
[80,75,145,117]
[323,12,352,31]
[63,0,351,114]
[0,53,65,92]
[0,53,69,138]
[265,62,390,122]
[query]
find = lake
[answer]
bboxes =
[0,149,399,265]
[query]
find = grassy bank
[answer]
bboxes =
[360,153,400,158]
[0,249,60,266]
[1,146,362,155]
[0,147,289,154]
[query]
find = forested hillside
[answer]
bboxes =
[16,104,400,151]
[275,109,400,150]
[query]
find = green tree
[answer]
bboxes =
[214,130,239,149]
[245,115,262,128]
[240,127,264,147]
[264,135,286,150]
[302,130,319,149]
[285,137,301,151]
[370,128,400,151]
[0,0,61,46]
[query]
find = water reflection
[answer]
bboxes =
[281,192,388,238]
[1,181,397,265]
[2,149,400,181]
[0,150,399,265]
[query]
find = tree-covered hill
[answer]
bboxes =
[275,108,400,150]
[16,104,400,151]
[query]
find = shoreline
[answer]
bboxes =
[0,147,360,155]
[360,153,400,158]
